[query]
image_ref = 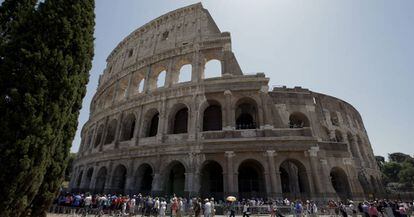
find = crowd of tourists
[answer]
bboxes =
[50,192,414,217]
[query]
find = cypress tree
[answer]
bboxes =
[0,0,95,216]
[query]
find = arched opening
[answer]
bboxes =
[289,112,310,128]
[238,159,266,198]
[95,167,107,193]
[335,130,343,142]
[147,112,159,137]
[76,170,83,188]
[330,111,339,126]
[135,164,153,195]
[235,99,258,130]
[137,79,144,93]
[121,113,136,141]
[164,162,186,196]
[203,103,222,131]
[347,133,359,158]
[330,167,352,200]
[84,168,94,190]
[279,159,311,199]
[112,165,127,194]
[104,119,117,145]
[200,161,224,199]
[94,125,104,148]
[358,172,371,195]
[157,70,166,88]
[172,107,188,134]
[178,64,192,83]
[204,59,221,79]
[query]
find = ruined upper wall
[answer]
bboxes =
[98,3,239,87]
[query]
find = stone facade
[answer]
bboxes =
[70,3,383,200]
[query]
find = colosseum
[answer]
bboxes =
[70,3,383,201]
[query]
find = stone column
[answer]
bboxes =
[266,150,279,198]
[191,45,202,82]
[133,108,142,146]
[104,162,114,194]
[112,80,119,105]
[143,65,151,93]
[125,73,133,100]
[319,159,336,199]
[223,90,233,130]
[307,146,323,197]
[99,117,109,151]
[260,87,273,129]
[114,113,123,148]
[89,164,99,192]
[151,173,163,196]
[157,97,167,142]
[225,151,236,195]
[165,59,176,87]
[125,160,135,195]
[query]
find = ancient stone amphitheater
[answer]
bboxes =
[70,3,383,200]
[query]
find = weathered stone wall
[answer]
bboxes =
[71,3,382,200]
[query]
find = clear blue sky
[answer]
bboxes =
[71,0,414,159]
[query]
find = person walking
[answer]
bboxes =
[204,199,212,217]
[159,199,167,217]
[242,201,250,217]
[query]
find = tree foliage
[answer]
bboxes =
[380,152,414,188]
[0,0,94,216]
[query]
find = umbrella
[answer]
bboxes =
[226,196,237,202]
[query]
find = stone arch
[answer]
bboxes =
[200,160,224,199]
[134,163,154,194]
[104,119,117,145]
[279,159,311,199]
[358,172,371,195]
[330,167,352,200]
[94,124,104,148]
[84,167,94,190]
[95,167,107,193]
[76,170,83,188]
[238,159,266,198]
[142,108,159,137]
[111,164,127,194]
[168,103,189,134]
[162,161,186,196]
[149,65,167,90]
[289,112,310,128]
[347,132,359,158]
[178,64,192,83]
[202,100,222,131]
[120,113,136,141]
[204,59,222,79]
[130,70,145,95]
[235,97,259,129]
[335,130,343,142]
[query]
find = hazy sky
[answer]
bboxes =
[71,0,414,158]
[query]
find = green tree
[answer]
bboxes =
[398,162,414,186]
[389,152,412,163]
[0,0,94,216]
[65,153,77,181]
[381,161,402,183]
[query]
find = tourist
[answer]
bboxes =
[159,198,167,217]
[369,203,379,217]
[242,201,250,217]
[194,198,202,217]
[204,199,212,217]
[294,200,303,217]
